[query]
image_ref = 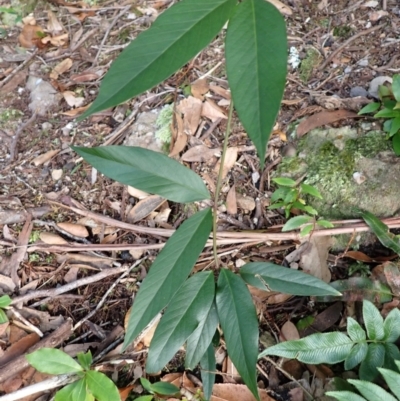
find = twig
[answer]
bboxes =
[8,307,43,337]
[318,24,384,71]
[73,259,143,330]
[10,266,129,305]
[93,6,130,65]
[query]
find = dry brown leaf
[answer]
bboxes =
[101,233,118,244]
[209,84,231,99]
[64,266,79,283]
[299,236,332,283]
[70,71,101,83]
[0,71,27,95]
[297,109,358,137]
[39,232,68,245]
[202,99,227,121]
[127,186,150,199]
[236,193,255,211]
[41,33,69,47]
[60,104,90,116]
[57,222,89,238]
[47,9,64,34]
[212,383,277,401]
[383,262,400,296]
[177,96,202,135]
[226,185,237,215]
[1,333,40,367]
[49,58,73,80]
[191,78,209,100]
[154,208,171,224]
[343,250,373,263]
[214,147,237,179]
[127,195,165,223]
[169,112,187,156]
[181,145,220,162]
[18,25,45,48]
[280,321,300,341]
[266,0,293,15]
[62,91,85,108]
[119,386,134,401]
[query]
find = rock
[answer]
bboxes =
[26,76,62,116]
[368,76,392,99]
[277,125,400,219]
[51,169,63,180]
[236,193,256,211]
[350,86,368,98]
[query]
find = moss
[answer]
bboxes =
[299,48,321,83]
[333,25,353,38]
[155,103,174,144]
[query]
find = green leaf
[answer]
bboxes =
[270,187,291,202]
[383,307,400,342]
[272,177,296,187]
[259,332,354,364]
[300,224,314,237]
[325,391,367,401]
[0,309,8,324]
[140,378,153,394]
[72,146,209,203]
[316,219,334,228]
[392,75,400,102]
[362,300,384,340]
[359,343,385,381]
[185,303,219,369]
[123,208,212,349]
[134,397,154,401]
[358,102,381,115]
[200,342,216,401]
[77,351,92,371]
[268,201,286,209]
[392,131,400,156]
[85,371,120,401]
[375,108,398,118]
[348,378,397,401]
[146,271,215,372]
[240,262,341,296]
[216,269,259,400]
[384,343,400,370]
[225,0,287,167]
[384,119,392,133]
[303,205,318,215]
[0,295,11,308]
[282,215,313,231]
[360,210,400,255]
[55,379,88,401]
[300,183,323,199]
[80,0,236,118]
[344,342,368,370]
[26,348,83,375]
[389,116,400,136]
[378,367,400,400]
[148,382,180,396]
[284,189,297,204]
[346,317,366,342]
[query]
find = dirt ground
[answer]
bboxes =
[1,0,400,400]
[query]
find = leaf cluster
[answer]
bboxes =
[260,300,400,382]
[358,74,400,155]
[268,177,333,236]
[26,348,120,401]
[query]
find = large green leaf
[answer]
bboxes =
[325,391,367,401]
[55,379,89,401]
[26,348,83,375]
[240,262,341,296]
[123,208,212,349]
[359,343,385,382]
[362,300,384,341]
[200,343,216,401]
[344,342,368,370]
[80,0,236,118]
[383,307,400,342]
[348,379,397,401]
[85,371,120,401]
[0,295,11,308]
[360,210,400,254]
[392,75,400,102]
[146,271,215,372]
[216,269,259,400]
[225,0,287,166]
[259,332,354,364]
[346,317,366,342]
[378,367,400,400]
[73,146,209,203]
[185,302,219,369]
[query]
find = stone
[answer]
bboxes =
[277,125,400,219]
[350,86,368,98]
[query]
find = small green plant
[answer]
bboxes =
[0,295,11,323]
[26,348,120,401]
[136,377,180,400]
[259,299,400,382]
[268,177,333,236]
[358,74,400,155]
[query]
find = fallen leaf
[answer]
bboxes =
[18,25,45,48]
[39,232,68,245]
[209,84,231,99]
[47,9,64,34]
[70,71,101,83]
[212,383,277,401]
[226,185,237,215]
[41,33,69,47]
[214,147,237,179]
[0,71,27,95]
[191,78,209,100]
[127,195,165,223]
[61,104,90,116]
[181,145,220,162]
[202,99,227,121]
[300,302,342,337]
[280,321,300,341]
[177,96,202,135]
[297,110,358,137]
[57,222,89,238]
[266,0,293,15]
[344,250,373,263]
[383,262,400,296]
[62,91,85,108]
[169,112,187,156]
[236,193,255,211]
[49,58,73,80]
[369,10,389,21]
[127,186,150,199]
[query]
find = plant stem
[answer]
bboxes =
[213,100,235,268]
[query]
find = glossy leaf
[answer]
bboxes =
[146,271,215,372]
[148,381,180,396]
[375,108,398,118]
[300,224,314,237]
[259,332,354,364]
[282,215,313,231]
[55,379,88,401]
[73,146,209,203]
[359,343,385,381]
[358,102,381,115]
[26,348,83,375]
[383,307,400,342]
[378,367,400,400]
[0,309,8,324]
[384,343,400,370]
[300,183,323,199]
[346,317,366,342]
[344,342,368,370]
[272,177,296,187]
[392,74,400,102]
[392,131,400,156]
[80,0,236,118]
[85,371,120,401]
[123,208,212,349]
[77,351,92,371]
[389,116,400,136]
[317,219,334,228]
[185,303,219,369]
[348,378,397,401]
[240,262,341,296]
[225,0,287,166]
[0,295,11,308]
[140,378,154,394]
[326,391,367,401]
[362,300,384,340]
[216,269,259,400]
[200,343,216,401]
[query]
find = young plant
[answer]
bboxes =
[259,300,400,382]
[26,348,120,401]
[268,177,333,236]
[73,0,342,399]
[0,294,11,323]
[137,377,180,401]
[358,74,400,155]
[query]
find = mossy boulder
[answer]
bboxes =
[277,125,400,219]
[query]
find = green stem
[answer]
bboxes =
[212,100,235,268]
